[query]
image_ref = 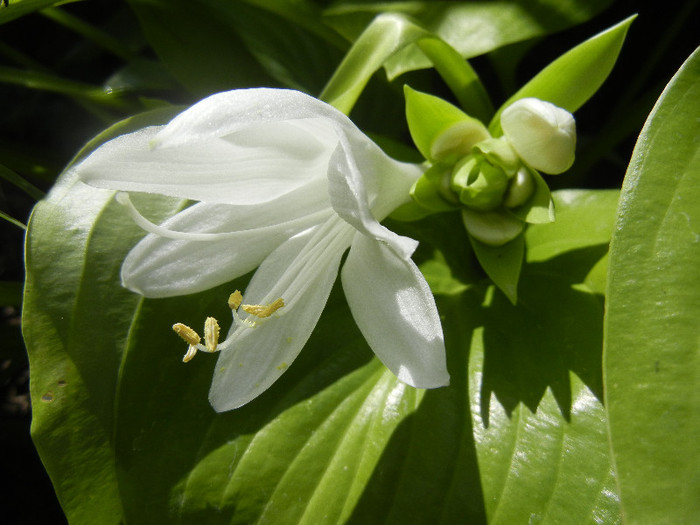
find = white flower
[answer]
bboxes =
[74,88,449,411]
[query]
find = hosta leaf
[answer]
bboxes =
[323,0,613,78]
[604,47,700,523]
[25,105,621,525]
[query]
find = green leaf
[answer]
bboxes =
[321,13,490,116]
[23,107,183,524]
[526,189,619,296]
[489,16,635,135]
[127,0,343,96]
[25,169,620,523]
[126,0,271,95]
[0,0,83,25]
[324,0,614,78]
[0,209,26,229]
[604,47,700,523]
[0,163,45,200]
[469,232,524,304]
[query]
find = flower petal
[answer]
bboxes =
[153,88,364,149]
[209,217,354,411]
[341,232,449,389]
[121,189,332,297]
[501,98,576,174]
[74,119,336,205]
[326,136,423,259]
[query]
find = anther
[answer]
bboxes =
[242,298,285,318]
[204,317,220,352]
[173,323,201,346]
[182,345,198,363]
[228,290,243,310]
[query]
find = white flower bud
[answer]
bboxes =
[501,98,576,174]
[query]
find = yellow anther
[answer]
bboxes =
[204,317,220,352]
[228,290,243,310]
[242,297,285,318]
[173,323,201,346]
[182,345,198,363]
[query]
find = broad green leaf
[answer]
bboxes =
[324,0,613,78]
[468,189,620,522]
[489,16,635,135]
[24,107,183,524]
[604,47,700,523]
[25,153,621,525]
[526,189,619,296]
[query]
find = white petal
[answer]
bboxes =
[74,120,335,205]
[153,88,362,149]
[209,217,355,411]
[341,232,449,389]
[501,98,576,174]
[326,137,423,259]
[121,190,332,297]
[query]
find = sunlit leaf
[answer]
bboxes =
[324,0,614,78]
[604,47,700,523]
[489,16,635,134]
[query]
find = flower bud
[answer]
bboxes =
[503,167,535,208]
[501,98,576,174]
[451,155,509,212]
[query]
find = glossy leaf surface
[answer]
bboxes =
[25,176,621,523]
[604,47,700,523]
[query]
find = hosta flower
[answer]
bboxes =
[73,88,449,411]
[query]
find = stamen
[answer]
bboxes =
[182,345,198,363]
[242,298,285,318]
[228,290,243,310]
[204,317,220,352]
[173,323,201,346]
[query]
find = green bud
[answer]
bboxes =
[503,166,535,208]
[462,208,524,246]
[472,137,520,177]
[405,86,490,164]
[451,155,509,211]
[409,163,459,213]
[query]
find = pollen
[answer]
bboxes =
[204,317,220,352]
[228,290,243,310]
[242,297,285,318]
[173,323,201,346]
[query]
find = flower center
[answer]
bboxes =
[173,290,285,362]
